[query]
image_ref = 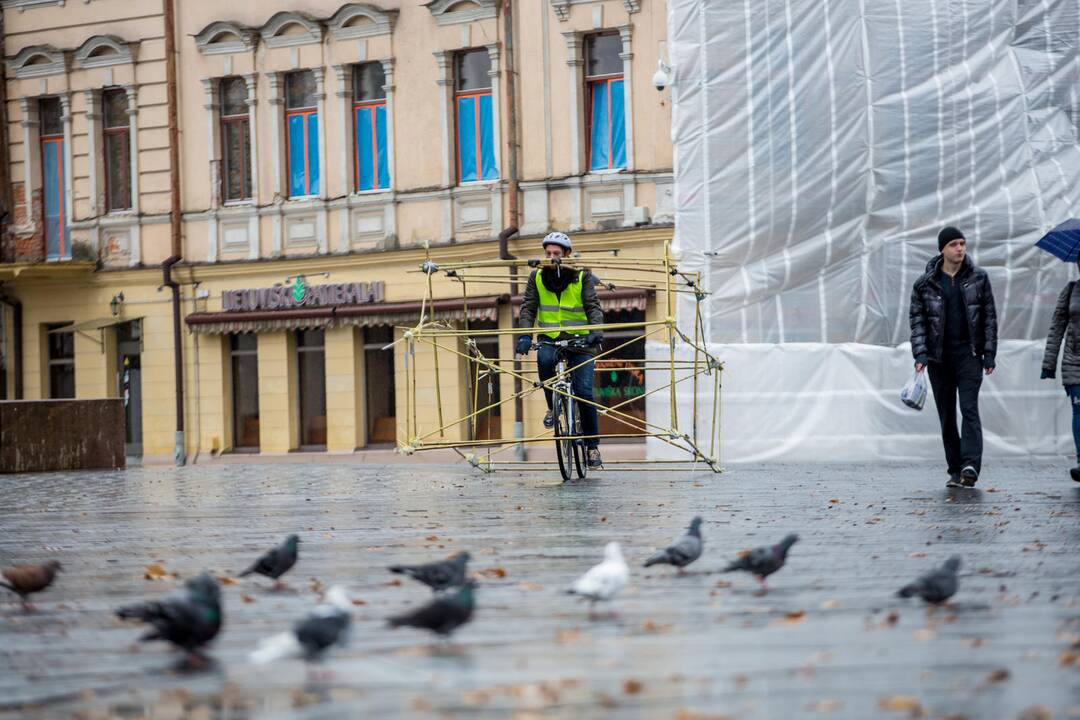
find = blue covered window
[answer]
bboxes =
[285,71,319,198]
[585,33,626,171]
[353,62,389,192]
[39,97,68,260]
[454,49,498,184]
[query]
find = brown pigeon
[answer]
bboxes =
[1,560,62,611]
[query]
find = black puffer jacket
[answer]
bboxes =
[909,255,998,366]
[1041,281,1080,385]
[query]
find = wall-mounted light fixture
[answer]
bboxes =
[109,292,125,316]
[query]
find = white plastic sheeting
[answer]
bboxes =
[656,0,1080,463]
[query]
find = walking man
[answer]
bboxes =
[515,232,605,468]
[909,226,998,487]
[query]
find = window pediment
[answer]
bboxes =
[327,3,396,40]
[194,21,257,56]
[424,0,496,26]
[260,12,323,48]
[7,44,66,78]
[74,36,135,69]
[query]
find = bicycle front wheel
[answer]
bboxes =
[553,394,573,482]
[572,405,588,480]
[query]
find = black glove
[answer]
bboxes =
[586,331,603,347]
[515,336,533,355]
[1041,368,1055,380]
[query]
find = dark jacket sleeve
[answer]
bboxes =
[517,269,539,336]
[981,273,998,366]
[583,271,604,329]
[909,282,929,364]
[1042,282,1074,377]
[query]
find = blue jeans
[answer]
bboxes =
[537,345,599,449]
[1066,385,1080,464]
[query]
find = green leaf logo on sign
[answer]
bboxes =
[292,276,306,304]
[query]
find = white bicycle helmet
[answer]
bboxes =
[542,231,572,252]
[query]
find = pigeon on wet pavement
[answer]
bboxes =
[388,551,471,592]
[387,581,475,639]
[116,572,223,663]
[644,516,703,573]
[898,556,961,605]
[1,560,62,611]
[567,542,629,615]
[250,586,352,664]
[722,534,798,591]
[239,534,299,589]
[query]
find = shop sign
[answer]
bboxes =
[222,276,386,312]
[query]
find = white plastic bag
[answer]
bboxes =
[900,369,928,411]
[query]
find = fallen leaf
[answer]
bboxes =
[622,679,643,695]
[518,582,543,592]
[479,567,507,579]
[600,516,608,523]
[596,693,617,709]
[914,628,936,642]
[777,610,806,625]
[908,552,927,558]
[820,599,840,610]
[1059,650,1080,667]
[351,598,367,606]
[962,637,985,648]
[806,699,843,713]
[216,574,238,586]
[984,668,1011,684]
[829,498,841,504]
[885,611,900,626]
[143,563,169,581]
[241,594,256,603]
[386,578,403,587]
[877,695,923,716]
[640,619,674,634]
[409,697,433,712]
[554,629,586,644]
[309,578,324,594]
[714,580,732,589]
[1016,706,1052,720]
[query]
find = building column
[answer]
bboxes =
[433,51,454,242]
[124,85,141,266]
[324,326,361,452]
[244,74,260,259]
[333,64,352,254]
[561,32,584,177]
[617,25,635,172]
[18,98,38,235]
[202,78,220,262]
[82,90,100,239]
[381,58,398,243]
[313,68,329,255]
[485,43,504,231]
[266,72,284,257]
[256,331,296,453]
[59,92,74,254]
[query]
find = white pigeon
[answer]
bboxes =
[567,542,629,611]
[250,586,352,664]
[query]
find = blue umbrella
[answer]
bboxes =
[1035,218,1080,262]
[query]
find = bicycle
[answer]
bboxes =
[534,338,591,482]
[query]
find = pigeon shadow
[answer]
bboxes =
[166,653,222,676]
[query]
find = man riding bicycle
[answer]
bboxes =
[515,232,605,469]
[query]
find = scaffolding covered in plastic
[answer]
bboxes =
[653,0,1080,463]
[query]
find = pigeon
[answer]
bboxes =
[567,542,629,615]
[250,586,352,664]
[644,516,703,573]
[388,551,471,592]
[116,572,223,661]
[722,533,798,591]
[1,560,62,611]
[387,581,475,639]
[898,556,961,605]
[239,534,299,589]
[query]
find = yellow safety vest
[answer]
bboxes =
[535,270,589,338]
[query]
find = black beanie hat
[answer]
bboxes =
[938,226,965,251]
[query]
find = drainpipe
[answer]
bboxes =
[162,256,185,466]
[498,225,523,461]
[0,291,22,399]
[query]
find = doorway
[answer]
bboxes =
[116,320,143,456]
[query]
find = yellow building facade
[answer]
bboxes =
[0,0,673,463]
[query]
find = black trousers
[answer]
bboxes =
[926,350,984,476]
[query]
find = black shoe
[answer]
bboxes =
[946,474,963,488]
[960,465,978,487]
[1070,467,1080,483]
[587,448,603,469]
[543,411,554,429]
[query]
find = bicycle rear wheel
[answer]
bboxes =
[572,406,587,479]
[552,395,573,482]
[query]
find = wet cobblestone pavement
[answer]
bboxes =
[1,460,1079,719]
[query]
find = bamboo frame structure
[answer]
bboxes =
[393,243,724,474]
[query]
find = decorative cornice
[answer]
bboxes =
[2,0,65,12]
[73,35,136,69]
[550,0,570,21]
[260,11,323,48]
[194,21,257,56]
[7,44,67,78]
[424,0,497,27]
[327,3,397,40]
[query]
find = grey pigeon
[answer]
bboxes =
[116,572,223,661]
[388,551,470,592]
[387,581,475,639]
[1,560,62,611]
[898,556,961,605]
[239,534,299,589]
[722,534,798,591]
[250,586,352,664]
[644,516,703,573]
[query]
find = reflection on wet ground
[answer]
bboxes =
[1,460,1079,719]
